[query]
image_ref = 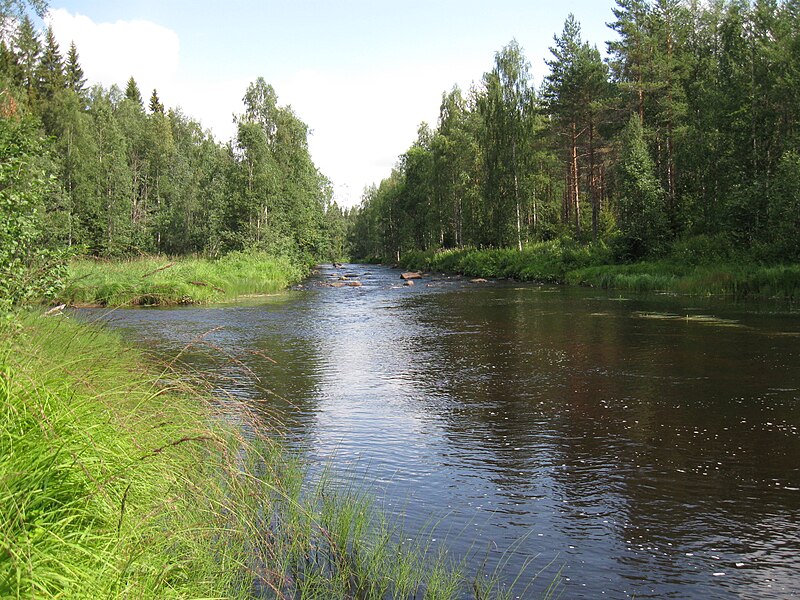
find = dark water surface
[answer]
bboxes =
[80,264,800,598]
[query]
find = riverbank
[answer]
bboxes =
[3,313,534,598]
[57,251,311,307]
[399,243,800,299]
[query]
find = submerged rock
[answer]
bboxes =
[347,281,363,287]
[471,278,488,283]
[401,272,422,280]
[405,280,415,286]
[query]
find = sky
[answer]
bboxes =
[43,1,619,207]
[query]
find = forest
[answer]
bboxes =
[3,0,800,308]
[350,0,800,270]
[0,8,351,308]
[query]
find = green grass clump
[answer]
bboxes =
[1,314,541,598]
[401,240,611,282]
[569,261,800,298]
[57,251,310,307]
[400,240,800,299]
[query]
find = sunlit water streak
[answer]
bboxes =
[79,264,800,599]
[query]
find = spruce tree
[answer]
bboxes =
[124,76,142,108]
[0,40,20,87]
[37,25,65,99]
[13,15,40,96]
[148,88,164,114]
[65,41,86,95]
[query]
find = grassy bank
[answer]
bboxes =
[400,242,609,283]
[400,242,800,299]
[2,314,538,598]
[57,251,310,307]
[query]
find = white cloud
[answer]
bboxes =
[275,60,482,207]
[46,8,179,95]
[44,9,488,208]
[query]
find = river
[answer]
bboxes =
[79,264,800,599]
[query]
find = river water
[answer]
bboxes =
[80,264,800,598]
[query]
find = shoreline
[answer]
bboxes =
[393,245,800,301]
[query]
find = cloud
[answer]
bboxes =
[44,9,488,208]
[275,59,482,207]
[46,9,179,94]
[46,9,242,141]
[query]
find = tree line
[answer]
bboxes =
[0,14,351,267]
[350,0,800,264]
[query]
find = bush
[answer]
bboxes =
[0,115,67,312]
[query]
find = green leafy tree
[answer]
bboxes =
[767,151,800,259]
[432,86,481,247]
[0,111,65,310]
[478,40,535,250]
[615,114,667,259]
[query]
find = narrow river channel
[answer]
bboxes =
[79,264,800,599]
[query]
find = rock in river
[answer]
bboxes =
[401,272,422,280]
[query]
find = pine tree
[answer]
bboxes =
[65,41,86,95]
[607,0,652,123]
[544,15,610,239]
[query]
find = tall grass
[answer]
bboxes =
[401,241,612,282]
[401,241,800,299]
[568,261,800,298]
[1,314,543,598]
[58,251,310,307]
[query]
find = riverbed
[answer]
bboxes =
[79,264,800,599]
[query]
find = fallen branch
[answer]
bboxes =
[189,280,226,294]
[44,304,66,316]
[141,262,175,278]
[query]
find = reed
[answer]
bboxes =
[1,314,547,598]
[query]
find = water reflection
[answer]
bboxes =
[79,265,800,599]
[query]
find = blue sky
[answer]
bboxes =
[45,1,619,207]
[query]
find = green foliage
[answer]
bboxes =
[0,114,66,312]
[2,15,331,263]
[401,240,611,282]
[614,114,668,259]
[58,252,310,307]
[766,151,800,260]
[352,1,800,277]
[1,315,536,598]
